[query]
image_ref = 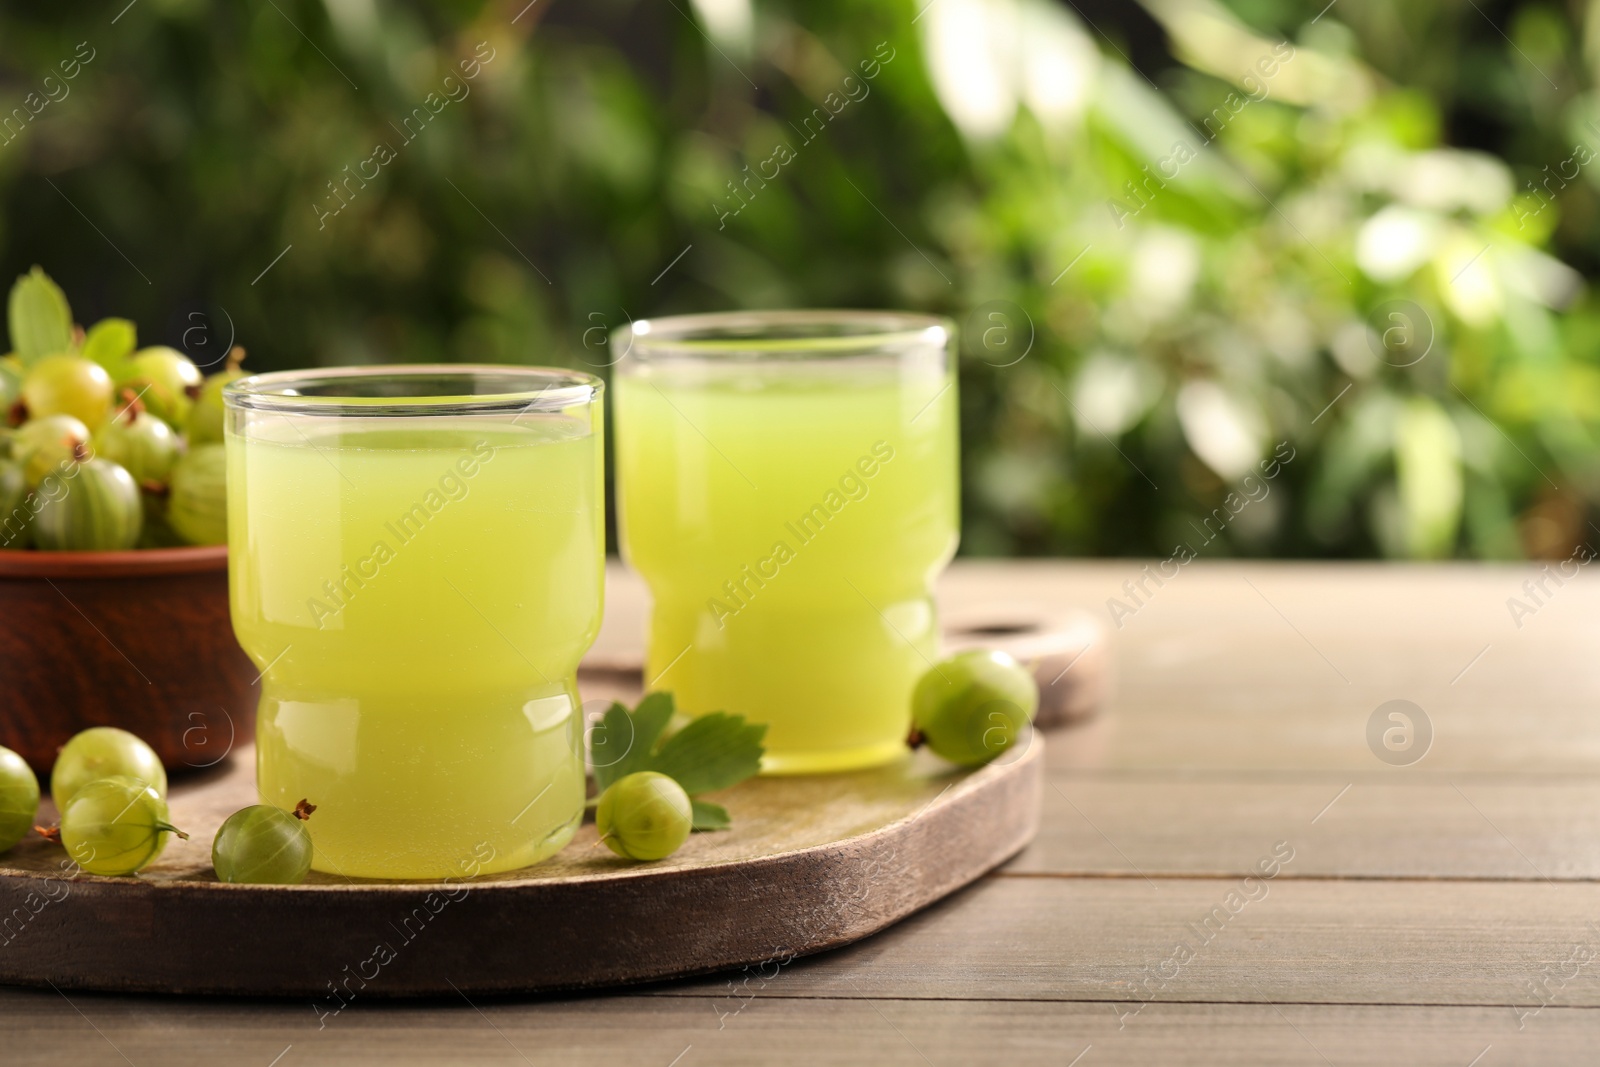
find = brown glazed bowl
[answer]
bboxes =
[0,545,255,776]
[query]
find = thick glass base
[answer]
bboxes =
[645,595,935,776]
[255,681,586,881]
[758,737,912,775]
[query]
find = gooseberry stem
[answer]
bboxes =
[115,387,146,422]
[156,822,189,841]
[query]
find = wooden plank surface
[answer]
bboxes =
[4,990,1594,1066]
[1018,775,1600,879]
[960,562,1600,776]
[8,560,1600,1059]
[649,875,1600,1006]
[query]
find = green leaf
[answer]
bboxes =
[589,693,765,835]
[588,693,766,834]
[8,267,73,366]
[648,712,767,796]
[617,690,675,778]
[81,318,137,382]
[591,691,675,793]
[590,702,632,794]
[690,799,730,832]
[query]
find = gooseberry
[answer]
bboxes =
[596,771,692,861]
[92,405,179,487]
[11,413,91,487]
[0,745,40,853]
[50,726,168,812]
[123,347,201,429]
[911,649,1039,767]
[185,347,245,446]
[167,443,227,545]
[32,457,143,551]
[21,355,113,428]
[212,800,315,884]
[59,775,185,876]
[0,457,30,549]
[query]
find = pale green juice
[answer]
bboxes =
[226,415,603,879]
[616,358,958,773]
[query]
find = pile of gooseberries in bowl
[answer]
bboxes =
[0,268,257,775]
[1,268,237,552]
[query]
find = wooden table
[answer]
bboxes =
[6,560,1598,1064]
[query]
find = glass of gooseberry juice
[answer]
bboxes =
[223,366,604,879]
[612,311,958,774]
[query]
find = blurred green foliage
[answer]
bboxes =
[0,0,1596,559]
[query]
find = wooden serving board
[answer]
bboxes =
[0,569,1083,998]
[0,727,1041,998]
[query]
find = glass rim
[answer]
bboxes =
[223,364,603,417]
[613,309,952,358]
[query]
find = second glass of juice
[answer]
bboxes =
[613,311,958,773]
[223,366,604,880]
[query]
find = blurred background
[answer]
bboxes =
[0,0,1595,561]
